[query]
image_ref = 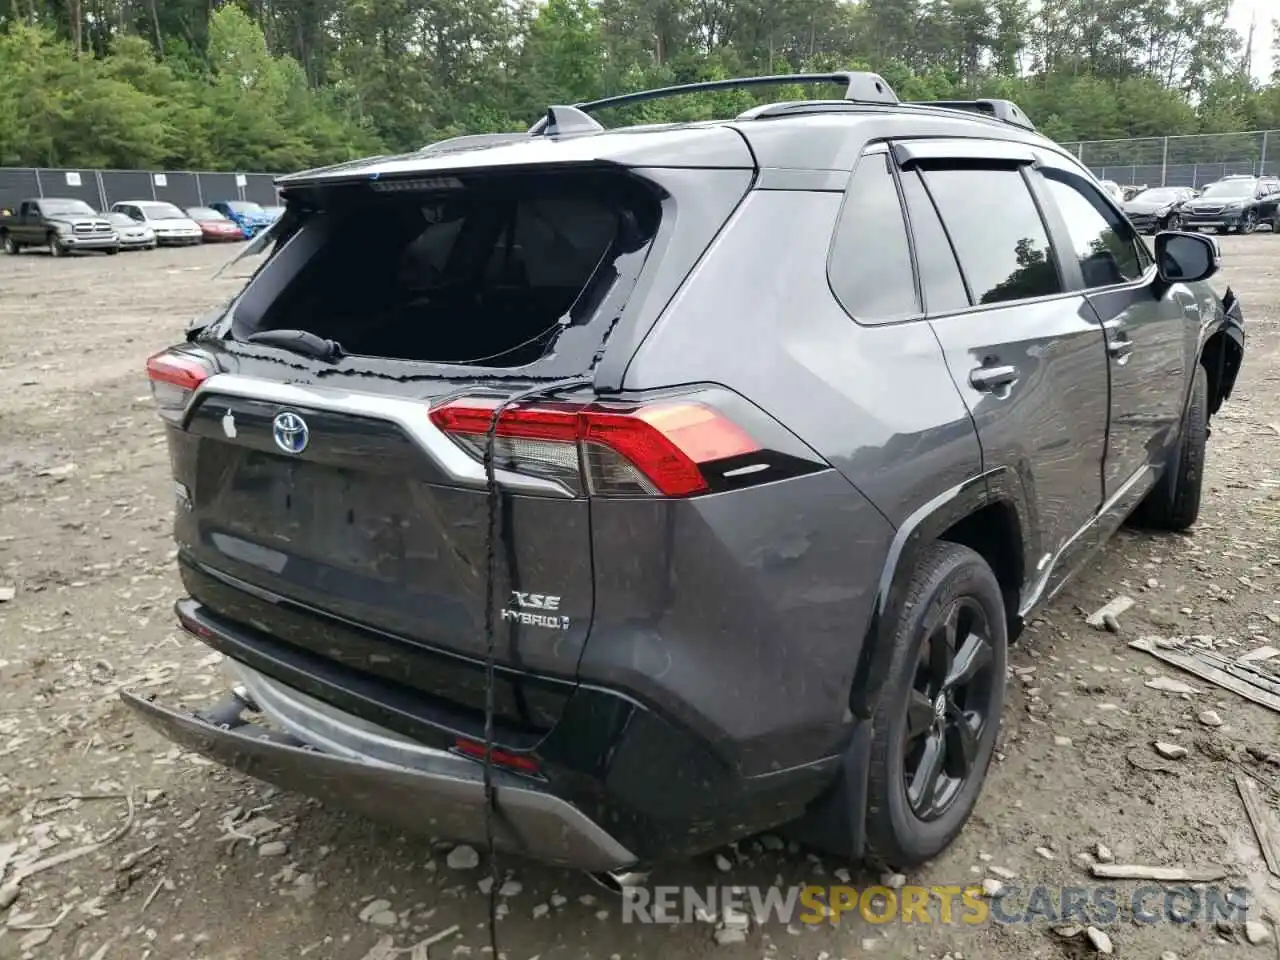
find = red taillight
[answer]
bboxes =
[146,349,213,421]
[453,738,541,775]
[428,397,761,498]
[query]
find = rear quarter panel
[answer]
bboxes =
[595,188,983,775]
[620,188,982,527]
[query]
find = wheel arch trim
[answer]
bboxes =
[792,471,1027,864]
[849,469,1027,722]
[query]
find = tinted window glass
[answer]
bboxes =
[1042,171,1144,287]
[921,166,1061,306]
[829,152,918,323]
[900,170,970,314]
[483,194,619,287]
[251,173,657,369]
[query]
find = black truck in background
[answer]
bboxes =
[0,198,119,256]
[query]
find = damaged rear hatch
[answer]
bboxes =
[150,127,755,739]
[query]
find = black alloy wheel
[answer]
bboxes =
[901,597,998,821]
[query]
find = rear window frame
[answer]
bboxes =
[216,167,665,381]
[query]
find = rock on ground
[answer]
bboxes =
[446,845,480,870]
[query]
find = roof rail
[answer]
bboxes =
[908,99,1036,131]
[528,71,898,135]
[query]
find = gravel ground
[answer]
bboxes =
[2,237,1280,960]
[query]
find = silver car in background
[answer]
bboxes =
[110,201,203,246]
[107,211,157,250]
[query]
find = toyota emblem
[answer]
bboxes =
[272,411,310,455]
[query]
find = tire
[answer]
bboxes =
[1239,210,1258,234]
[104,246,119,255]
[1,233,18,255]
[864,542,1007,868]
[1271,214,1280,233]
[48,234,65,257]
[1215,226,1230,235]
[1165,213,1182,231]
[1135,363,1208,531]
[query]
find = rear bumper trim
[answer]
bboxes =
[120,686,639,872]
[226,659,460,771]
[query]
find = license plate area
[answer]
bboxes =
[218,451,409,576]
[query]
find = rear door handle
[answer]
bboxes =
[1107,336,1134,360]
[968,364,1019,392]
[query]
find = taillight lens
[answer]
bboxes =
[429,396,761,498]
[146,349,214,422]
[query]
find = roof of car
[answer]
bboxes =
[277,72,1063,189]
[280,107,1062,190]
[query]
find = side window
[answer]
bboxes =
[921,166,1062,306]
[828,151,919,324]
[1040,170,1145,288]
[898,170,970,314]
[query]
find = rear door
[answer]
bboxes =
[1031,152,1190,507]
[895,139,1112,592]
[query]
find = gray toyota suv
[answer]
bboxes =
[130,72,1245,880]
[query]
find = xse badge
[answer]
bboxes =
[501,591,571,630]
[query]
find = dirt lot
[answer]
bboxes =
[1,237,1280,960]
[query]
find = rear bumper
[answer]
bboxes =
[120,670,639,872]
[151,595,842,865]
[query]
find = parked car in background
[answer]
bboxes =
[1120,184,1147,201]
[209,200,274,238]
[1121,186,1196,233]
[187,207,246,243]
[1098,179,1125,203]
[0,198,119,256]
[1179,176,1280,233]
[107,211,157,250]
[111,201,204,246]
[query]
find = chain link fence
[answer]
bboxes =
[0,167,282,214]
[1060,131,1280,188]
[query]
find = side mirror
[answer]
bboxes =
[1155,231,1220,284]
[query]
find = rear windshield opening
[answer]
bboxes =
[246,171,660,368]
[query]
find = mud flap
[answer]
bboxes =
[781,719,871,862]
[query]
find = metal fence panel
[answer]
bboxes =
[197,172,243,206]
[1062,130,1280,187]
[99,170,155,208]
[155,172,202,211]
[243,173,280,206]
[41,168,105,210]
[0,169,40,212]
